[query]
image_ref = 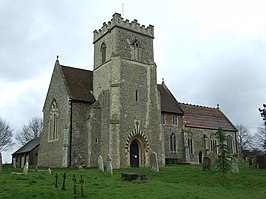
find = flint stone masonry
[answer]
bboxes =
[150,152,159,172]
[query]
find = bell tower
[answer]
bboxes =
[93,13,164,168]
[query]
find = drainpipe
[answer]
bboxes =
[69,100,73,167]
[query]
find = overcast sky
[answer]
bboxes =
[1,0,266,162]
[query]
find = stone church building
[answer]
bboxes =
[38,13,237,168]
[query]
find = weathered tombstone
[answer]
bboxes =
[248,157,252,167]
[23,162,29,175]
[207,152,216,165]
[252,158,257,168]
[80,175,84,197]
[73,175,77,194]
[202,157,211,171]
[106,154,113,175]
[55,173,58,188]
[35,165,38,172]
[62,173,66,191]
[256,155,266,169]
[13,158,16,168]
[231,156,239,174]
[48,168,52,175]
[98,155,104,172]
[150,152,159,172]
[0,152,2,173]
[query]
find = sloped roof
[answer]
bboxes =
[61,65,95,103]
[180,103,237,132]
[157,83,183,114]
[12,137,40,155]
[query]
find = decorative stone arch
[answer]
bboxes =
[125,129,149,167]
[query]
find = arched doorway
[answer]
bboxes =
[130,139,139,167]
[199,151,202,164]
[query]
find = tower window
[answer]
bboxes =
[132,39,140,60]
[135,90,138,101]
[100,42,107,64]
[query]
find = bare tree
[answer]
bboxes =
[236,124,252,151]
[0,118,14,152]
[16,117,43,146]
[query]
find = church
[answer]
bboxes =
[38,13,237,168]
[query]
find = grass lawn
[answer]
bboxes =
[0,164,265,199]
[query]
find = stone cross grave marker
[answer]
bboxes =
[23,162,29,175]
[62,173,66,191]
[98,155,104,172]
[80,175,84,197]
[106,154,113,175]
[73,175,77,194]
[55,174,58,188]
[150,152,159,172]
[0,152,2,173]
[13,158,16,168]
[231,156,239,174]
[202,157,211,171]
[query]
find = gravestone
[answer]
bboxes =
[48,168,52,175]
[0,152,2,173]
[256,155,266,169]
[73,175,77,194]
[55,173,58,188]
[23,162,29,175]
[62,173,66,191]
[106,154,113,175]
[13,158,16,168]
[202,157,211,171]
[80,175,84,196]
[231,156,239,174]
[98,155,104,172]
[150,152,159,172]
[207,152,216,165]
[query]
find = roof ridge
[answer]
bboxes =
[180,102,217,109]
[61,65,92,72]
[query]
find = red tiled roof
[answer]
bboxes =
[61,65,95,103]
[157,83,183,114]
[180,103,237,131]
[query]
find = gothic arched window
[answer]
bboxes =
[187,138,193,154]
[100,42,107,64]
[170,133,177,152]
[48,100,59,141]
[227,135,233,153]
[132,39,140,60]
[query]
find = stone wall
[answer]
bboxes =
[38,62,71,167]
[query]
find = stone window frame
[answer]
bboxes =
[210,139,218,154]
[227,135,233,154]
[170,133,177,152]
[131,38,140,61]
[172,114,178,125]
[187,137,193,154]
[48,99,59,142]
[100,42,107,64]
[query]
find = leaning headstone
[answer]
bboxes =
[13,158,16,168]
[98,155,104,172]
[106,154,113,175]
[23,162,29,175]
[62,173,66,191]
[0,152,2,173]
[231,156,239,174]
[202,157,211,171]
[150,152,159,172]
[256,155,266,169]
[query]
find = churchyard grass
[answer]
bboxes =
[0,164,265,199]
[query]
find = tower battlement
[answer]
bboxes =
[93,13,154,43]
